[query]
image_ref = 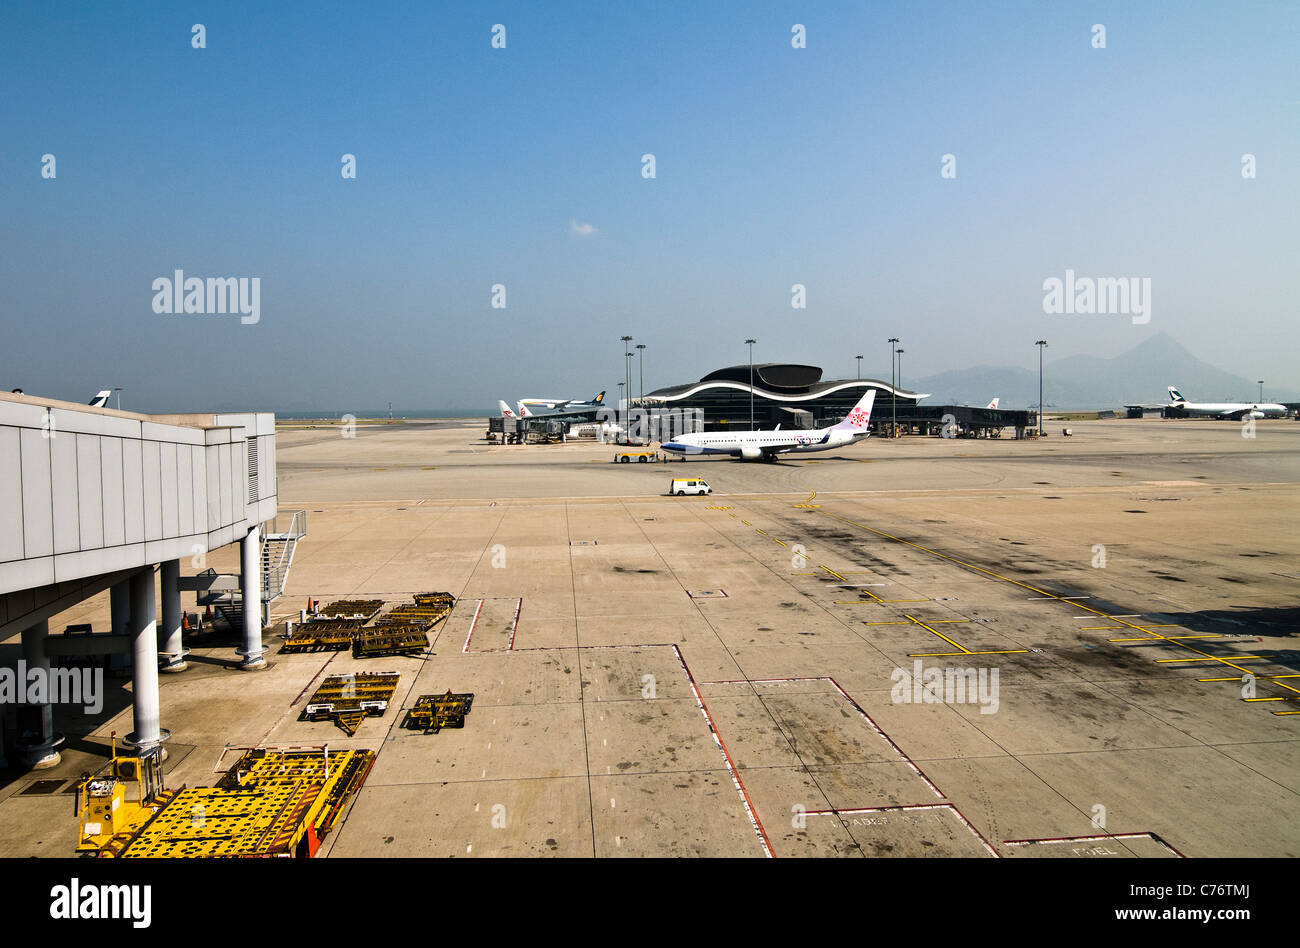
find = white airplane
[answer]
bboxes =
[568,419,624,439]
[986,397,999,410]
[1166,386,1286,420]
[499,397,622,439]
[661,391,876,461]
[517,392,606,418]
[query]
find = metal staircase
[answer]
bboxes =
[261,509,306,603]
[192,511,306,630]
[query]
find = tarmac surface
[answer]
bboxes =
[2,417,1297,857]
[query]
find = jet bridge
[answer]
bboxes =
[0,392,280,770]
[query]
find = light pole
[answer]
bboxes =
[113,387,123,411]
[888,337,899,436]
[745,338,757,430]
[1035,340,1048,435]
[620,336,633,412]
[856,355,862,379]
[636,344,646,404]
[895,349,904,433]
[1258,380,1264,403]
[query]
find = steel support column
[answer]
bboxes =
[108,578,132,675]
[126,568,169,752]
[14,619,64,769]
[157,559,187,672]
[237,525,266,668]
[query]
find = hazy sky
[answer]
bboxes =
[2,1,1296,412]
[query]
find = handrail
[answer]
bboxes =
[266,509,306,539]
[260,510,306,600]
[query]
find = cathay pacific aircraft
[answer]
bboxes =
[1166,387,1286,420]
[661,391,876,461]
[517,392,606,418]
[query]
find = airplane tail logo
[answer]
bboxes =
[986,397,999,410]
[593,391,605,404]
[88,390,112,408]
[498,400,516,418]
[833,390,876,431]
[1168,386,1185,403]
[516,402,534,418]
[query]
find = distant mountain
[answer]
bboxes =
[909,333,1300,409]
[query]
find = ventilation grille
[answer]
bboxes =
[247,438,259,503]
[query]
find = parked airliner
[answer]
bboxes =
[661,391,876,461]
[1166,387,1286,420]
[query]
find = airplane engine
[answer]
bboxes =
[1249,410,1265,419]
[740,446,763,461]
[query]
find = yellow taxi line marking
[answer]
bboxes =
[819,509,1299,700]
[1157,656,1264,663]
[903,614,973,655]
[1108,634,1222,642]
[1197,675,1300,682]
[910,650,1031,657]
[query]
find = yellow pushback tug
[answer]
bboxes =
[75,734,374,858]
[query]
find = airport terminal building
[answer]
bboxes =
[639,363,927,431]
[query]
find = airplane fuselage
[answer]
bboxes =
[1171,401,1286,419]
[662,427,860,460]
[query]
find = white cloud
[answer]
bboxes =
[569,219,598,238]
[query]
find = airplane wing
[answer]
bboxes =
[766,431,830,457]
[516,404,605,422]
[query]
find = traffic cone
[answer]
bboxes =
[182,613,190,631]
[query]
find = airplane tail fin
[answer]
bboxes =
[986,397,999,410]
[593,391,605,404]
[832,390,877,432]
[498,400,516,418]
[88,390,112,408]
[517,402,533,418]
[1168,386,1185,403]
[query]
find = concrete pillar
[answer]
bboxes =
[237,524,266,668]
[126,568,169,752]
[157,559,187,673]
[108,579,132,675]
[14,619,64,769]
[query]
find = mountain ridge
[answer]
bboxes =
[908,333,1299,409]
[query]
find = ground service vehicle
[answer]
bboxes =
[670,478,711,496]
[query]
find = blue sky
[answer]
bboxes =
[2,1,1296,411]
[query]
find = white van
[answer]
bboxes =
[670,478,711,496]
